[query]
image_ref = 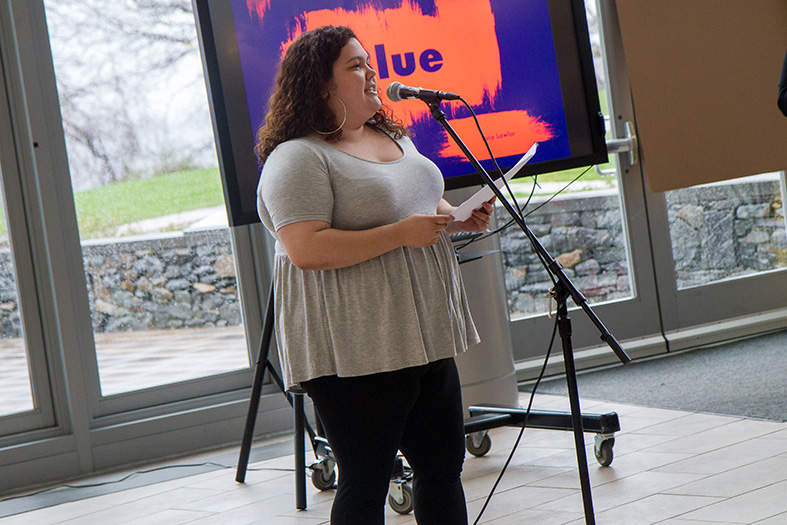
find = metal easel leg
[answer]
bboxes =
[235,281,309,510]
[235,280,276,483]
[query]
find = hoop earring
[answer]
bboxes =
[312,95,347,135]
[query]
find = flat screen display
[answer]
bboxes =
[194,0,607,226]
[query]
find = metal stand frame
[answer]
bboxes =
[425,99,630,524]
[235,281,412,513]
[235,281,331,510]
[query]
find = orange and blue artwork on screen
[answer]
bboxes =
[235,0,569,182]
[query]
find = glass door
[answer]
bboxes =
[42,0,253,414]
[0,43,55,436]
[646,171,787,341]
[501,0,664,369]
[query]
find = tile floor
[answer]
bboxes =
[3,392,787,524]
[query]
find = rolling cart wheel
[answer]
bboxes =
[310,462,336,490]
[594,435,615,467]
[388,482,414,515]
[465,432,492,457]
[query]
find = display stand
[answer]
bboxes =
[234,281,410,513]
[424,98,630,525]
[235,281,334,510]
[453,236,620,470]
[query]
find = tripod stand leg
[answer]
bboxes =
[236,281,275,483]
[294,393,307,509]
[559,314,596,524]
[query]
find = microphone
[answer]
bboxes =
[386,81,461,103]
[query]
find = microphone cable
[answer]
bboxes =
[472,315,559,525]
[453,97,555,283]
[456,97,529,219]
[452,164,593,253]
[446,97,594,523]
[450,95,592,283]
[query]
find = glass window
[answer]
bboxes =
[666,172,787,290]
[0,165,33,416]
[500,0,633,320]
[43,0,250,396]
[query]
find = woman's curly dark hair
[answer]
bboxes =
[255,25,407,166]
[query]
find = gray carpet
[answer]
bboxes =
[521,329,787,422]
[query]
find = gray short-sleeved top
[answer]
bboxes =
[257,133,479,389]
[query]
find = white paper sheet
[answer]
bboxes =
[450,142,538,222]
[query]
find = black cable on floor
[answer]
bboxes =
[0,462,294,503]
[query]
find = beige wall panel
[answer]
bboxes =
[615,0,787,192]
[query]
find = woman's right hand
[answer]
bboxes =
[395,214,455,248]
[276,214,454,271]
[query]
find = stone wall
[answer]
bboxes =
[499,178,785,318]
[498,190,631,318]
[665,178,786,288]
[82,229,241,333]
[0,230,242,338]
[0,178,783,334]
[0,252,21,338]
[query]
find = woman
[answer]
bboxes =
[256,25,492,524]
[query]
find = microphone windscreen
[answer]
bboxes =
[386,82,404,102]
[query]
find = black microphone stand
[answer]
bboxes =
[424,99,630,524]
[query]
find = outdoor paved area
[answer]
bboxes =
[0,326,250,415]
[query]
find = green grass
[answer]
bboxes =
[0,163,616,242]
[508,161,618,199]
[74,168,225,239]
[0,168,224,243]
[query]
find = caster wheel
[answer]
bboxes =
[465,432,492,457]
[388,482,414,515]
[311,464,336,490]
[594,437,615,467]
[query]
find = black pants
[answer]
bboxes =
[300,358,467,525]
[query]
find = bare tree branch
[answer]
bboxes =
[46,0,213,188]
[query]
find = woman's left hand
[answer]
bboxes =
[447,197,495,234]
